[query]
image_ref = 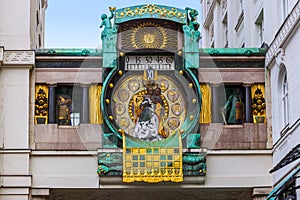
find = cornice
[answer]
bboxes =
[265,1,300,67]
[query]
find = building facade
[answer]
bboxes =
[0,1,275,200]
[0,0,47,199]
[201,0,300,199]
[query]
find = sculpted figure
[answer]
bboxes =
[100,7,116,41]
[57,87,72,125]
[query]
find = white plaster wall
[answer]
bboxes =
[271,22,300,184]
[225,0,237,47]
[269,17,300,144]
[31,154,99,188]
[269,59,281,142]
[0,195,29,200]
[201,0,298,49]
[3,153,29,175]
[285,26,300,126]
[0,0,31,49]
[0,68,30,148]
[213,1,221,47]
[205,151,272,187]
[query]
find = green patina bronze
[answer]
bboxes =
[34,48,266,57]
[182,152,206,176]
[186,133,201,149]
[199,48,267,56]
[100,7,117,68]
[97,152,206,177]
[98,152,123,176]
[35,48,102,56]
[183,7,200,69]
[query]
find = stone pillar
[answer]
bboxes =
[244,84,252,123]
[211,84,220,123]
[81,85,90,124]
[48,84,57,124]
[0,50,34,200]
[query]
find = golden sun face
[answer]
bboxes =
[131,22,167,49]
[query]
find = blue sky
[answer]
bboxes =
[45,0,201,48]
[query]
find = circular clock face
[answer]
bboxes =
[110,70,199,142]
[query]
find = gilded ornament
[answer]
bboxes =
[131,22,167,49]
[117,89,130,102]
[109,115,114,120]
[119,52,125,57]
[109,7,116,12]
[118,118,130,129]
[168,117,180,130]
[105,99,110,104]
[118,70,123,76]
[115,103,126,115]
[251,88,266,117]
[189,83,193,88]
[192,99,197,104]
[128,80,140,92]
[179,70,183,75]
[109,83,114,88]
[190,115,194,120]
[171,103,183,116]
[116,4,186,19]
[178,51,182,56]
[167,89,179,102]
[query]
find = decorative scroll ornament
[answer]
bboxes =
[116,4,186,19]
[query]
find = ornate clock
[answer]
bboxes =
[104,53,200,141]
[99,8,205,183]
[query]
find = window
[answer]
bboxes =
[278,65,289,134]
[56,85,83,126]
[255,9,264,46]
[220,86,245,125]
[283,0,289,19]
[222,13,228,47]
[282,72,289,127]
[209,24,214,47]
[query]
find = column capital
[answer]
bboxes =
[243,83,254,87]
[80,83,91,88]
[209,83,221,87]
[47,83,57,87]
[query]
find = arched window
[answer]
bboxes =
[282,72,289,127]
[277,65,289,134]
